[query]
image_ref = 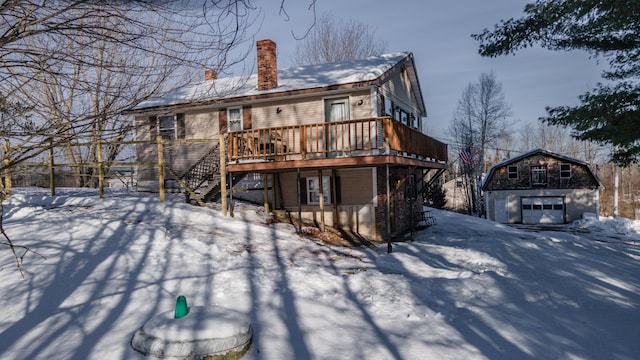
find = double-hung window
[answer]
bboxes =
[306,176,331,204]
[560,163,571,179]
[158,114,176,140]
[508,166,518,179]
[228,107,243,132]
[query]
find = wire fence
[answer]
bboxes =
[0,136,221,201]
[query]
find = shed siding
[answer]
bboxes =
[484,154,599,191]
[485,188,599,223]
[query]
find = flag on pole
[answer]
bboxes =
[459,147,473,165]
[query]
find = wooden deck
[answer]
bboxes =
[227,117,448,172]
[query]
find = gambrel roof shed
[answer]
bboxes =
[482,148,602,191]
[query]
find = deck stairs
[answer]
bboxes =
[178,142,247,204]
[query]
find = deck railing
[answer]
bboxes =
[227,117,448,163]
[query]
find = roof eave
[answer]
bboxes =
[124,81,379,115]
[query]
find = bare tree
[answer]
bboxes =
[294,12,388,66]
[0,1,257,164]
[0,0,261,274]
[448,72,512,215]
[515,121,604,163]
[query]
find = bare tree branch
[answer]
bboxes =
[293,11,386,65]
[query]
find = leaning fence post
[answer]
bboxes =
[3,139,11,197]
[49,139,55,196]
[97,139,104,199]
[157,136,165,202]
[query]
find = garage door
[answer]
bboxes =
[522,197,565,224]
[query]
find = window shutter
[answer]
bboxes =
[334,176,341,204]
[149,116,157,139]
[176,113,185,139]
[242,105,252,129]
[219,108,228,133]
[299,177,307,204]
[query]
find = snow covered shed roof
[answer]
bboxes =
[130,51,418,112]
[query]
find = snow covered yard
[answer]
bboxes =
[0,188,638,360]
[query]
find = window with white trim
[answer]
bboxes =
[410,114,418,129]
[158,114,176,139]
[531,165,547,186]
[560,163,571,179]
[306,176,331,204]
[228,107,243,132]
[383,97,393,117]
[508,166,518,179]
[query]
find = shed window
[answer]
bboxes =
[531,165,547,186]
[560,163,571,179]
[508,166,518,179]
[228,107,243,132]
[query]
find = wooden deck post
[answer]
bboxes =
[297,168,302,233]
[3,139,11,197]
[386,164,392,253]
[97,139,104,199]
[157,136,165,202]
[220,134,227,217]
[300,127,306,160]
[263,173,270,214]
[332,169,338,230]
[318,169,325,232]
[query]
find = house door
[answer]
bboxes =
[494,198,509,223]
[325,97,349,153]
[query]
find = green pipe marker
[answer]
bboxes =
[174,295,189,319]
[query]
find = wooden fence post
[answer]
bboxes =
[3,139,11,197]
[219,134,227,217]
[97,139,104,199]
[157,136,165,202]
[49,139,55,196]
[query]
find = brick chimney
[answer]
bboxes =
[256,39,277,91]
[204,69,217,81]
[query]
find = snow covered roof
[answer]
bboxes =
[133,52,412,111]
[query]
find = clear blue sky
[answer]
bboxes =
[238,0,604,143]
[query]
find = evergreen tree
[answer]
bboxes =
[473,0,640,166]
[424,183,447,210]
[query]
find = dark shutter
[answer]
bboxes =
[149,116,157,139]
[219,108,228,134]
[242,106,252,129]
[333,176,341,204]
[176,113,185,139]
[299,177,307,204]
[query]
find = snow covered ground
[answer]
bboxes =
[0,188,638,360]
